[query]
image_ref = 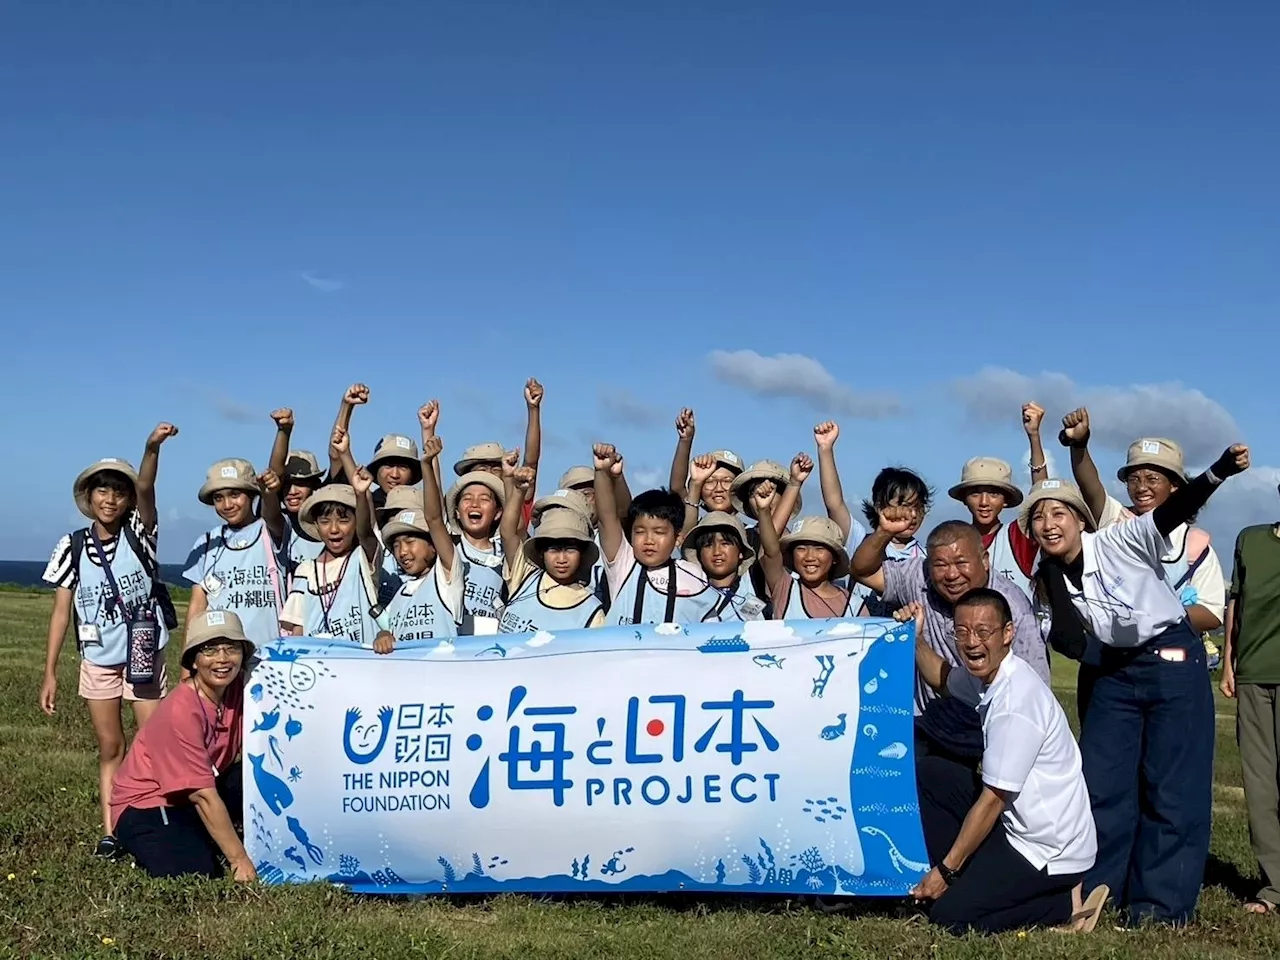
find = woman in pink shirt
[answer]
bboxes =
[110,610,255,881]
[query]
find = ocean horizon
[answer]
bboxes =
[0,560,188,589]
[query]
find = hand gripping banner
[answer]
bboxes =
[243,617,928,896]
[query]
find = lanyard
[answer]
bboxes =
[800,582,848,619]
[89,527,129,621]
[633,560,678,625]
[317,553,353,633]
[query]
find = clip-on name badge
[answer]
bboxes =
[78,624,102,646]
[1158,648,1187,663]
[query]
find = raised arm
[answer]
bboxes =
[350,467,380,563]
[136,422,179,530]
[418,399,445,502]
[1022,403,1048,486]
[668,408,696,494]
[771,453,810,536]
[895,602,950,693]
[499,450,530,561]
[683,454,715,535]
[419,432,456,576]
[330,383,369,480]
[850,505,916,594]
[593,444,625,563]
[257,470,286,543]
[814,421,853,539]
[1152,445,1250,536]
[522,379,543,502]
[749,483,790,595]
[268,408,294,486]
[1060,407,1107,522]
[329,427,360,496]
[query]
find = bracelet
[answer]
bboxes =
[1028,460,1046,471]
[938,861,961,885]
[1205,466,1223,485]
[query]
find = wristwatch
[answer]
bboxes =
[938,861,961,885]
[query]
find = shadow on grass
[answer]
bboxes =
[1204,853,1257,901]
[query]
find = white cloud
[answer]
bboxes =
[1197,466,1280,558]
[709,350,902,419]
[631,466,663,488]
[299,271,345,293]
[598,387,664,428]
[526,631,556,647]
[952,367,1239,464]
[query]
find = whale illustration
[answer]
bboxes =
[249,753,294,816]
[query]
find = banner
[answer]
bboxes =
[243,618,928,897]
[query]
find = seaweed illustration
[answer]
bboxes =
[437,856,457,885]
[468,852,485,878]
[715,859,726,884]
[758,838,777,884]
[741,854,762,884]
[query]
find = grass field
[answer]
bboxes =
[1,587,1276,959]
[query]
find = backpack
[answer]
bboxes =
[71,523,179,630]
[1172,527,1211,591]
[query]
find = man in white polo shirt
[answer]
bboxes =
[899,588,1104,934]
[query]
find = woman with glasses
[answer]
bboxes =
[109,610,256,881]
[1023,421,1250,927]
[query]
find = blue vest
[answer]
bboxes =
[283,520,325,576]
[385,567,459,641]
[499,571,604,634]
[73,529,170,667]
[784,578,852,619]
[187,520,284,649]
[702,577,768,622]
[295,553,390,647]
[458,536,505,618]
[606,560,718,626]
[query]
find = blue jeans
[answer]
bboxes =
[1079,621,1213,924]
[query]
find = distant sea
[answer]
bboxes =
[0,561,188,589]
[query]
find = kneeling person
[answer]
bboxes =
[901,589,1103,934]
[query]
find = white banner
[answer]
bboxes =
[243,618,928,896]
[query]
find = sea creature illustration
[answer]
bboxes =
[287,816,324,864]
[863,678,879,695]
[862,723,878,740]
[571,858,580,879]
[288,765,303,783]
[284,716,303,740]
[476,643,506,658]
[601,848,634,876]
[752,654,785,669]
[268,735,284,769]
[284,846,307,872]
[249,753,294,815]
[861,826,929,874]
[820,714,847,740]
[811,655,835,697]
[265,646,307,662]
[249,683,263,702]
[878,741,908,760]
[633,631,643,642]
[251,707,280,733]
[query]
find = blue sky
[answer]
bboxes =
[2,2,1277,562]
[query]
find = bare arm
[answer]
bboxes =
[257,471,286,544]
[773,453,812,538]
[813,422,852,539]
[186,585,209,623]
[1221,597,1238,698]
[749,486,790,594]
[499,458,533,562]
[613,472,633,520]
[419,431,456,576]
[668,408,695,494]
[39,588,73,715]
[1187,604,1222,633]
[943,787,1006,873]
[330,384,368,480]
[136,423,178,530]
[267,408,293,485]
[593,445,625,563]
[850,529,892,595]
[1022,403,1048,486]
[1060,408,1108,522]
[351,469,380,563]
[522,379,543,502]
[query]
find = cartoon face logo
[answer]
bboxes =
[342,706,394,765]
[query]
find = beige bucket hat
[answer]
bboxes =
[780,515,850,581]
[378,485,422,517]
[523,508,600,572]
[181,609,256,670]
[558,465,594,489]
[731,459,802,517]
[532,487,593,524]
[683,511,756,577]
[1117,438,1189,484]
[297,484,357,540]
[369,434,423,484]
[73,458,139,519]
[1018,478,1098,534]
[708,449,746,475]
[284,449,324,481]
[381,508,433,544]
[446,472,506,525]
[198,458,260,505]
[453,441,505,477]
[948,457,1024,507]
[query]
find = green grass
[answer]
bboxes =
[0,591,1274,959]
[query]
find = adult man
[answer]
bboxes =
[1222,501,1280,915]
[851,509,1049,760]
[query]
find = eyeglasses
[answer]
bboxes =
[703,477,734,490]
[196,642,244,659]
[955,627,1004,642]
[1124,470,1172,489]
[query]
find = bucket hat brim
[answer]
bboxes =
[445,473,506,526]
[522,525,600,573]
[297,485,358,541]
[683,512,757,577]
[947,479,1024,508]
[779,523,850,581]
[73,459,139,520]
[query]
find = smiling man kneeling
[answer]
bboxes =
[898,589,1106,934]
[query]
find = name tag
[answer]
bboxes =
[203,573,224,597]
[78,624,102,646]
[1158,648,1186,663]
[738,597,766,621]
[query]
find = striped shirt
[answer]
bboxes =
[42,511,158,591]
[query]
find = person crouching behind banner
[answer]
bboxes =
[770,516,854,619]
[497,463,606,633]
[898,591,1106,934]
[110,610,255,882]
[372,434,465,653]
[1025,439,1250,926]
[279,473,393,645]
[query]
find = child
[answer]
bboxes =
[265,407,326,570]
[375,484,423,580]
[852,466,932,616]
[731,459,803,530]
[594,443,718,624]
[183,458,288,651]
[373,429,465,651]
[40,422,179,859]
[497,465,606,632]
[451,378,545,526]
[683,512,768,621]
[532,485,608,601]
[771,516,854,619]
[279,469,394,645]
[446,459,509,625]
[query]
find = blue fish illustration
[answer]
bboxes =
[287,816,324,864]
[284,846,307,872]
[249,753,294,815]
[752,654,785,669]
[249,683,263,702]
[252,707,280,733]
[284,716,303,741]
[820,714,847,740]
[475,643,506,658]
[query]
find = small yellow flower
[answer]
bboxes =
[1017,931,1027,939]
[5,874,14,881]
[101,937,114,946]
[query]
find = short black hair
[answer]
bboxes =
[623,488,685,538]
[954,587,1012,625]
[315,502,355,523]
[926,520,983,553]
[689,525,746,554]
[862,467,933,528]
[88,471,135,496]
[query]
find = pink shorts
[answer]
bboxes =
[78,660,168,701]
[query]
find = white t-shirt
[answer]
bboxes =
[948,654,1097,875]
